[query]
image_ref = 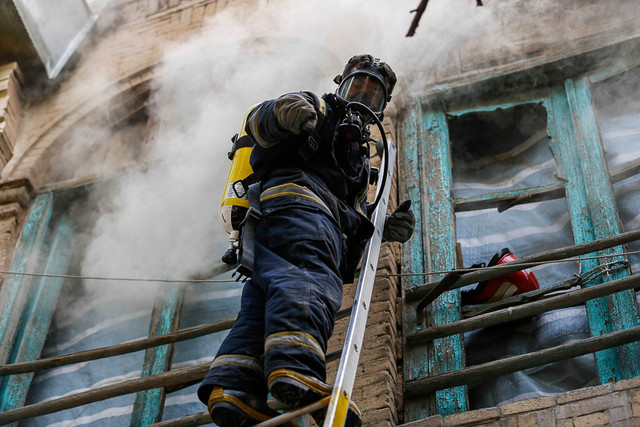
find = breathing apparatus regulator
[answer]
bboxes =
[334,57,393,210]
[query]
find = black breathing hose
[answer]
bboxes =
[345,102,390,215]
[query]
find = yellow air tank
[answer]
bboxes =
[219,107,256,264]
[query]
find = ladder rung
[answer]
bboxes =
[255,396,330,427]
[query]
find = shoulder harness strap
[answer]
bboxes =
[298,91,327,163]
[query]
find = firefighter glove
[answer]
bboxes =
[383,199,415,243]
[274,94,318,135]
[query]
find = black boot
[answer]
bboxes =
[268,368,362,427]
[208,387,292,427]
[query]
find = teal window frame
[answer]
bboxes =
[0,186,187,425]
[400,47,640,421]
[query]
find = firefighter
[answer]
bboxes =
[198,54,415,427]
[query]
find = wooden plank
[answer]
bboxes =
[461,277,580,317]
[420,108,466,416]
[400,103,435,420]
[402,106,467,419]
[455,156,640,212]
[406,324,640,397]
[406,226,640,301]
[0,317,236,376]
[400,103,427,291]
[409,272,640,344]
[565,76,640,379]
[566,78,625,240]
[588,56,640,84]
[455,183,566,212]
[412,35,640,108]
[547,85,621,383]
[446,95,548,117]
[149,411,209,426]
[611,156,640,184]
[0,215,73,412]
[131,285,185,425]
[0,363,210,425]
[0,193,53,365]
[257,397,328,427]
[415,272,461,324]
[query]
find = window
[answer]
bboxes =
[449,103,594,410]
[400,55,640,421]
[449,103,576,287]
[0,181,241,426]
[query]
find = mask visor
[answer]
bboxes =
[337,73,387,113]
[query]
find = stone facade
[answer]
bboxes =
[0,179,34,275]
[0,62,22,169]
[0,62,31,279]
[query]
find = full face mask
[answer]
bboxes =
[336,69,389,115]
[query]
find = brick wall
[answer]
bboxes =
[402,376,640,426]
[326,243,403,427]
[0,61,32,285]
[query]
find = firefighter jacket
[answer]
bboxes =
[245,92,375,282]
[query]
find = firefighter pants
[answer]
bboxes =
[198,196,344,402]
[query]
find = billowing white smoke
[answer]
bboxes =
[78,0,418,301]
[77,0,640,300]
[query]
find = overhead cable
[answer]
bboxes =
[1,250,639,284]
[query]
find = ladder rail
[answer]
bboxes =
[324,140,397,427]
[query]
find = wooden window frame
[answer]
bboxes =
[400,41,640,422]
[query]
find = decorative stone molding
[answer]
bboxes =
[0,63,23,170]
[0,178,35,274]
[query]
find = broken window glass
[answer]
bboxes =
[448,103,557,199]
